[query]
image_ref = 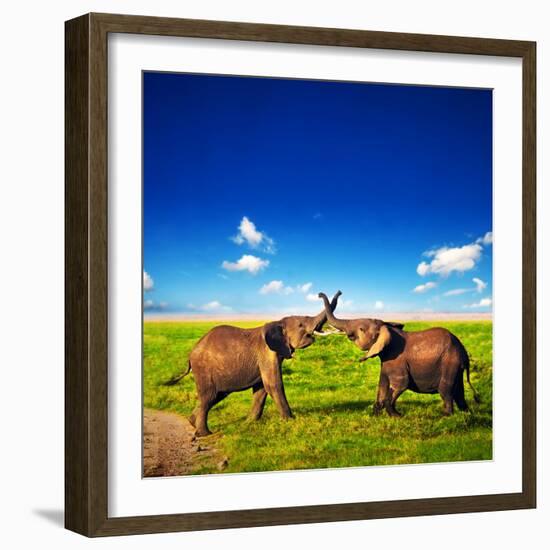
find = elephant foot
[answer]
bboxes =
[195,427,212,437]
[387,410,402,418]
[373,404,383,416]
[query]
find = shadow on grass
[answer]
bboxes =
[299,399,491,423]
[299,400,373,414]
[299,397,442,415]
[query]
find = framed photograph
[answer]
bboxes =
[65,13,536,537]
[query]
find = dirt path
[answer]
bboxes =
[143,408,227,477]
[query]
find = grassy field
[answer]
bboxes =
[144,320,493,475]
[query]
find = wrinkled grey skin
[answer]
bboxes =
[319,292,478,417]
[165,292,341,436]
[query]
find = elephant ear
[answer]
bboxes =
[265,322,293,359]
[365,324,392,359]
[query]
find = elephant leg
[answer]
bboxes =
[266,383,293,419]
[453,375,469,412]
[385,372,408,417]
[388,385,406,417]
[439,381,455,415]
[249,383,268,421]
[373,372,390,416]
[262,368,293,419]
[188,407,198,428]
[454,394,469,412]
[195,391,228,436]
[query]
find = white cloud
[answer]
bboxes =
[231,216,275,253]
[339,299,354,310]
[188,300,231,312]
[476,231,493,246]
[417,231,492,278]
[143,299,168,311]
[305,293,320,302]
[298,282,313,293]
[374,300,384,310]
[473,277,487,293]
[464,297,492,308]
[143,271,154,291]
[201,301,228,311]
[417,243,482,277]
[260,280,294,295]
[413,281,437,294]
[444,277,487,297]
[444,288,470,297]
[222,254,269,275]
[232,217,261,246]
[416,262,430,276]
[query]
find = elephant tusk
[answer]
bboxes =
[313,329,345,336]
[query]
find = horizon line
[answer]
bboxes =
[144,311,493,322]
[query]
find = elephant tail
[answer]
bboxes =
[162,361,192,386]
[463,351,481,404]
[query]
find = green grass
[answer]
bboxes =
[144,320,493,474]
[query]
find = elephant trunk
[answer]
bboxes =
[310,291,342,331]
[318,291,348,331]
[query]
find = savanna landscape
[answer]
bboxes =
[142,73,494,478]
[143,318,492,476]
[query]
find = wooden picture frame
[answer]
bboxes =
[65,12,536,537]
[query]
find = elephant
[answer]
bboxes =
[164,291,341,436]
[318,292,479,417]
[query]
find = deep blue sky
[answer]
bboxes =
[143,72,493,316]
